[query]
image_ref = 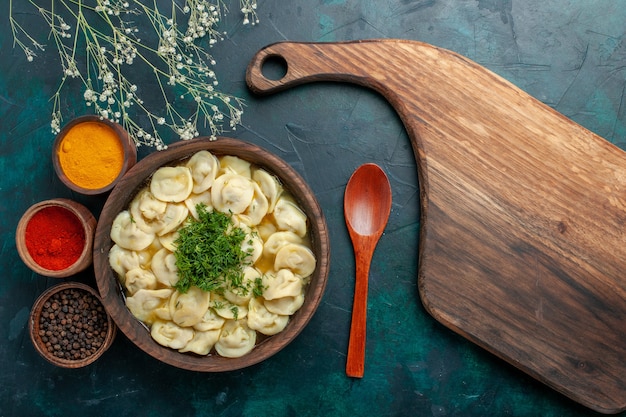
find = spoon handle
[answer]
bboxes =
[346,243,374,378]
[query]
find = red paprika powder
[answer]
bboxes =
[24,206,85,270]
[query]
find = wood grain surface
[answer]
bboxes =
[246,40,626,414]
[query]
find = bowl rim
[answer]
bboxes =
[93,137,330,371]
[52,115,137,195]
[29,281,117,368]
[16,198,96,278]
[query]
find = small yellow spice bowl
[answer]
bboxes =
[52,115,137,195]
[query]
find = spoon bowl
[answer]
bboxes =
[344,163,392,377]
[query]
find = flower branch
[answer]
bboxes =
[9,0,258,150]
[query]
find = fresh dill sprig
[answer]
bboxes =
[173,204,250,294]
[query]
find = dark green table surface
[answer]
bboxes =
[1,1,625,416]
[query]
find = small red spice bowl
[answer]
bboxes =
[29,282,116,368]
[52,115,137,195]
[16,199,96,278]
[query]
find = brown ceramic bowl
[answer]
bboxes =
[29,282,116,368]
[93,137,330,371]
[16,198,96,278]
[52,115,137,195]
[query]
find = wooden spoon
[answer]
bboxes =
[344,163,392,378]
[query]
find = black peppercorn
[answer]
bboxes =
[36,288,109,361]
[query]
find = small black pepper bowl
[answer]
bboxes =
[29,282,116,368]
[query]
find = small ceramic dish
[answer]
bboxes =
[29,282,116,368]
[16,198,96,278]
[52,115,137,195]
[93,137,331,371]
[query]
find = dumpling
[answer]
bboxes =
[124,267,158,295]
[111,210,156,251]
[186,150,220,193]
[184,191,213,220]
[169,286,211,327]
[256,220,277,242]
[263,231,303,259]
[247,297,289,336]
[150,166,193,203]
[214,319,256,358]
[223,266,262,305]
[265,294,305,316]
[193,308,226,332]
[237,182,269,227]
[125,288,173,324]
[128,190,188,236]
[273,197,308,237]
[253,168,283,212]
[129,189,168,233]
[153,302,172,321]
[142,236,163,255]
[241,230,263,265]
[211,173,255,214]
[274,243,316,278]
[263,269,303,300]
[109,244,147,283]
[151,320,194,349]
[158,230,179,252]
[151,248,179,287]
[179,328,221,355]
[220,155,251,177]
[156,203,189,236]
[212,294,248,320]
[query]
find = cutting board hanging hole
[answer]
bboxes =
[260,55,288,81]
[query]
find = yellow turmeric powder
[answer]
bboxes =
[57,121,124,189]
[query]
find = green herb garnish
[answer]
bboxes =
[173,204,250,294]
[252,277,266,298]
[230,305,240,320]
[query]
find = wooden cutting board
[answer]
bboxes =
[246,40,626,414]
